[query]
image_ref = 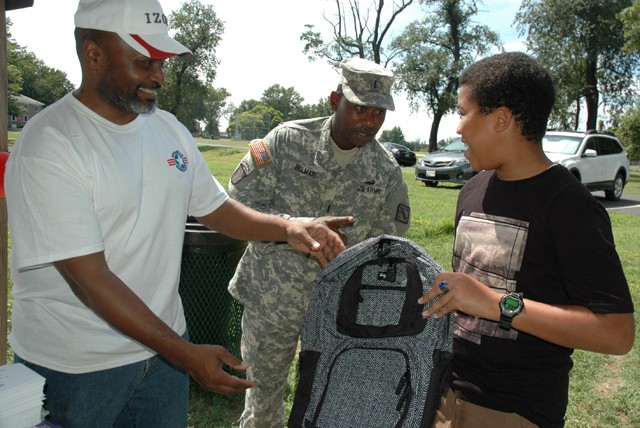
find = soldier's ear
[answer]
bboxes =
[330,92,340,112]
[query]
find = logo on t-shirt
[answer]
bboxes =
[167,150,188,172]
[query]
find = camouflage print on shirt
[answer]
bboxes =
[227,115,411,427]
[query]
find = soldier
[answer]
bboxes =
[227,57,412,427]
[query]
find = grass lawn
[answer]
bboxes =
[186,141,640,428]
[4,135,640,427]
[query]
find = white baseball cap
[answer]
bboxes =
[74,0,193,60]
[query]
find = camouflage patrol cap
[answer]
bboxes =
[339,57,395,111]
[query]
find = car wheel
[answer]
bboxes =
[425,181,438,187]
[605,173,625,201]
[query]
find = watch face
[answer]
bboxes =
[502,294,522,316]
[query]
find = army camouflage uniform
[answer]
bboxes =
[228,115,411,427]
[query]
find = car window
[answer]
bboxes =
[597,138,622,156]
[542,135,581,155]
[443,140,467,151]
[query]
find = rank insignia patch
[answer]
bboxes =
[249,139,273,166]
[396,204,410,224]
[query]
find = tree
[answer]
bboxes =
[616,102,640,160]
[300,97,333,118]
[379,126,406,144]
[392,0,501,151]
[516,0,640,131]
[234,106,283,140]
[202,87,230,138]
[619,0,640,54]
[300,0,416,66]
[158,0,226,134]
[260,84,305,121]
[7,63,24,116]
[7,19,74,108]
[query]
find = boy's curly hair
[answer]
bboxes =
[459,52,555,142]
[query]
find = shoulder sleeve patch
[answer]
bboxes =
[396,204,410,224]
[248,139,273,166]
[230,162,249,185]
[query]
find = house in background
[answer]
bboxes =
[8,94,44,130]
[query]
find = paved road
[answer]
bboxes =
[593,192,640,215]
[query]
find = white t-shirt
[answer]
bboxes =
[6,92,228,373]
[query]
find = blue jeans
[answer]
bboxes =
[14,353,189,428]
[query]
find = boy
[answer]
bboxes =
[420,52,634,427]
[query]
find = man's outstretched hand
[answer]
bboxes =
[286,216,354,267]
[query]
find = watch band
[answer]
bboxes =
[499,313,515,330]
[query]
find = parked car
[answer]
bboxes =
[414,139,475,187]
[542,130,630,201]
[381,142,417,167]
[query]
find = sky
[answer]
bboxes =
[7,0,526,142]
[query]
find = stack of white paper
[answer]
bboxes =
[0,363,46,428]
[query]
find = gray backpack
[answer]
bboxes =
[288,235,453,428]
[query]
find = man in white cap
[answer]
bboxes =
[5,1,350,426]
[227,57,411,427]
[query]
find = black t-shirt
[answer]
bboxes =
[450,166,633,427]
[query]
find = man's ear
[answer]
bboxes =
[494,106,513,133]
[83,39,103,71]
[329,91,340,112]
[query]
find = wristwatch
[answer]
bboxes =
[498,292,524,330]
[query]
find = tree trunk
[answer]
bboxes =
[584,58,599,130]
[428,113,443,152]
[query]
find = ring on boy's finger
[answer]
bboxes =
[438,281,449,294]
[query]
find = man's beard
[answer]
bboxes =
[96,69,158,115]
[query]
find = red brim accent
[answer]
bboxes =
[0,151,9,199]
[130,34,184,60]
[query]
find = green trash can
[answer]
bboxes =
[178,217,247,358]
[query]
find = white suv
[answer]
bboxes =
[542,130,630,201]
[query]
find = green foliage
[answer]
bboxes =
[301,96,333,118]
[392,0,502,151]
[7,64,24,116]
[379,126,407,145]
[516,0,640,130]
[6,19,75,107]
[202,87,231,139]
[260,85,306,121]
[619,0,640,54]
[616,103,640,159]
[234,105,283,140]
[158,0,226,134]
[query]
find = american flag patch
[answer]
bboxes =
[167,150,189,172]
[249,140,273,166]
[167,157,189,167]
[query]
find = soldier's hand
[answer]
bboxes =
[285,219,351,267]
[312,216,354,246]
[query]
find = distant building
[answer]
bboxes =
[8,94,45,130]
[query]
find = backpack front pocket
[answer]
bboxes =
[311,347,411,428]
